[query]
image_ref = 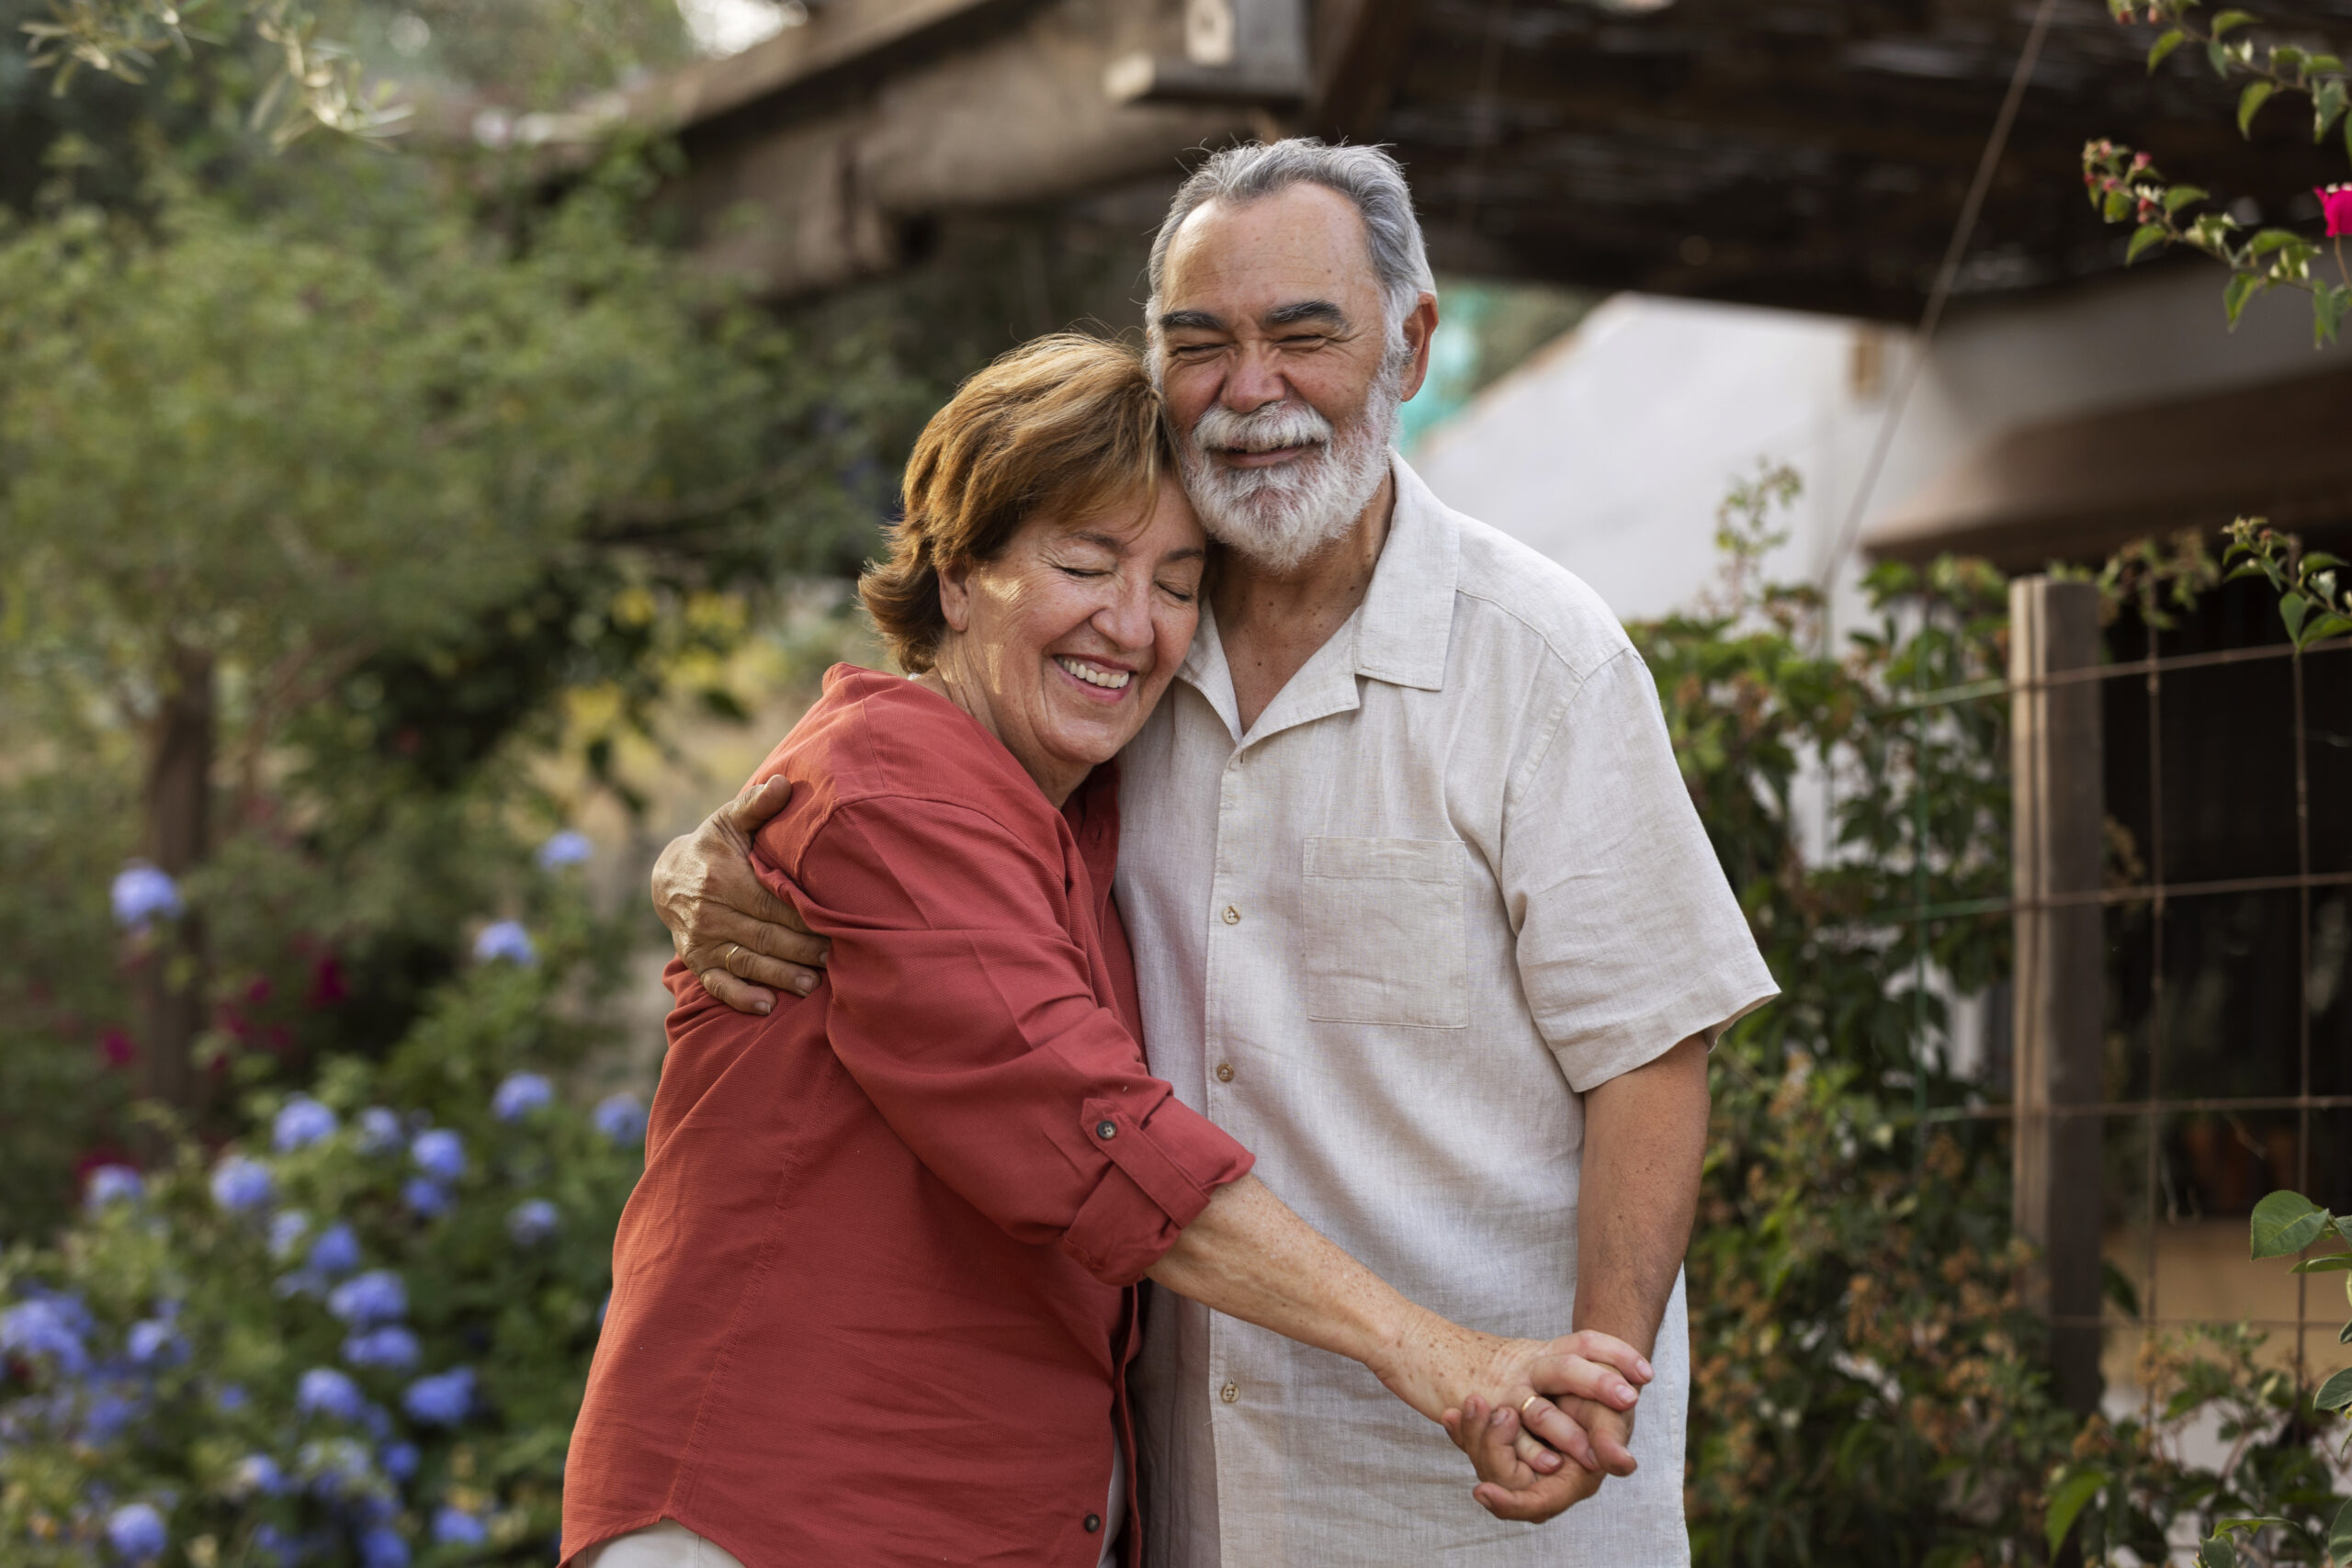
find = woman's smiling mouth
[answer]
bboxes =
[1054,655,1133,693]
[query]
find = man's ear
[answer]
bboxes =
[1397,292,1440,403]
[936,557,974,635]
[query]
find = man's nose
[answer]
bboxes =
[1222,343,1289,412]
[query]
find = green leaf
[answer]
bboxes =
[2200,1533,2238,1568]
[2212,39,2233,74]
[2308,613,2352,642]
[2317,1367,2352,1410]
[2305,552,2346,570]
[2046,1471,2105,1556]
[2340,1317,2352,1343]
[2225,269,2264,325]
[2104,187,2134,223]
[2248,227,2305,254]
[2166,183,2211,213]
[2128,222,2172,263]
[2316,285,2346,344]
[2213,7,2257,31]
[2294,1253,2352,1272]
[2331,1497,2352,1568]
[2284,593,2311,641]
[2253,1190,2330,1257]
[2241,79,2278,135]
[2151,28,2188,69]
[2316,78,2348,139]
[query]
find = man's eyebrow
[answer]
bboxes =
[1158,309,1225,333]
[1263,299,1347,329]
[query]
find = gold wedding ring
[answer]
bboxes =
[1521,1395,1543,1416]
[726,942,742,970]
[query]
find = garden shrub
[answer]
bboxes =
[0,887,646,1567]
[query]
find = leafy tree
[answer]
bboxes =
[0,147,901,1229]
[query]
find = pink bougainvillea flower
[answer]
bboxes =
[97,1029,136,1069]
[2321,185,2352,238]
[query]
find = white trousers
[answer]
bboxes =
[577,1520,748,1568]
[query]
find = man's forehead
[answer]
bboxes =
[1159,186,1382,311]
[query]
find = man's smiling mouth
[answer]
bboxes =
[1055,656,1132,691]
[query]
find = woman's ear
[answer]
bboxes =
[936,558,974,635]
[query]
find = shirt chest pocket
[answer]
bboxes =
[1300,836,1468,1030]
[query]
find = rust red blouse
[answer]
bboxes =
[562,666,1254,1568]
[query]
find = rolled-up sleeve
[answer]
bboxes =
[764,795,1253,1286]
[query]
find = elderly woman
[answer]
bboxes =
[560,336,1645,1568]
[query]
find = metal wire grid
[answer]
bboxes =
[1880,627,2352,1391]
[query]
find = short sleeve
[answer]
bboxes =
[1500,647,1779,1092]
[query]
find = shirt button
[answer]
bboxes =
[1095,1120,1117,1141]
[1221,906,1240,925]
[1083,1514,1102,1533]
[1215,1063,1235,1083]
[1219,1382,1239,1404]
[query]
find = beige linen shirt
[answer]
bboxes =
[1118,457,1778,1567]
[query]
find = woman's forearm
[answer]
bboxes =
[1145,1173,1448,1416]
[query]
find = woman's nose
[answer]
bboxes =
[1092,578,1155,649]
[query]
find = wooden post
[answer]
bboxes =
[2009,576,2106,1415]
[138,645,215,1122]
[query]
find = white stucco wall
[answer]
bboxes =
[1411,264,2342,626]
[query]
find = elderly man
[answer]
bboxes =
[655,141,1775,1563]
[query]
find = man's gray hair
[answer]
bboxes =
[1145,139,1436,343]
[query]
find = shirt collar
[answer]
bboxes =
[1172,451,1460,743]
[1349,455,1458,692]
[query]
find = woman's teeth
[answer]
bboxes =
[1056,657,1131,691]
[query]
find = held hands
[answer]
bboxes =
[1369,1315,1651,1525]
[650,777,831,1012]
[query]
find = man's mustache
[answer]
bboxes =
[1192,400,1335,457]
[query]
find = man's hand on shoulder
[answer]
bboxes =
[651,776,831,1014]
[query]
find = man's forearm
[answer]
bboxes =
[1573,1032,1710,1356]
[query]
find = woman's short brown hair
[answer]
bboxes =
[860,333,1169,672]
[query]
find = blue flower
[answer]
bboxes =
[401,1179,449,1218]
[505,1199,559,1246]
[356,1106,402,1154]
[274,1096,339,1151]
[85,1165,144,1210]
[379,1441,419,1481]
[231,1454,288,1498]
[269,1210,312,1260]
[295,1367,364,1422]
[84,1388,145,1443]
[536,829,594,869]
[209,1155,275,1214]
[250,1524,297,1566]
[410,1129,466,1183]
[342,1326,421,1371]
[471,920,536,966]
[298,1437,377,1499]
[110,863,182,931]
[328,1269,406,1328]
[359,1524,412,1568]
[492,1072,553,1122]
[309,1222,361,1277]
[401,1367,474,1426]
[1,1294,92,1376]
[105,1501,167,1562]
[593,1092,647,1146]
[432,1506,489,1546]
[127,1318,185,1366]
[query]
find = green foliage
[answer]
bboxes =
[0,893,650,1565]
[2045,1192,2350,1566]
[0,146,900,1240]
[1634,469,2068,1565]
[2086,0,2352,346]
[2223,519,2352,649]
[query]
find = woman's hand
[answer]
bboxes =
[1365,1316,1650,1497]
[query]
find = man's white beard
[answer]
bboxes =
[1177,357,1403,574]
